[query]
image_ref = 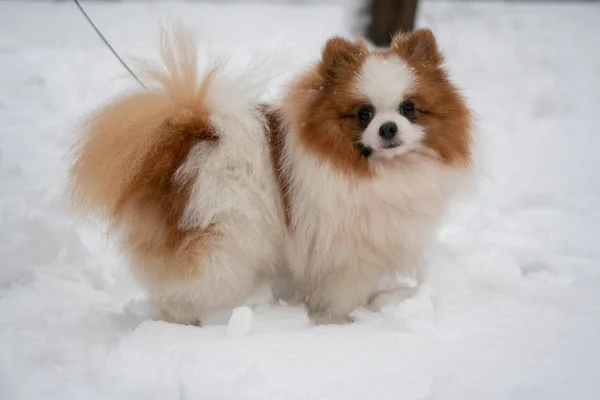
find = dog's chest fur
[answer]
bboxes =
[283,138,465,270]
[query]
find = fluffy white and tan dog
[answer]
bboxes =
[69,28,284,326]
[266,29,473,324]
[70,26,472,327]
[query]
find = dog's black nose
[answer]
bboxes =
[379,121,398,140]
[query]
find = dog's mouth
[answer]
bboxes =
[382,141,401,150]
[355,143,374,158]
[355,141,402,158]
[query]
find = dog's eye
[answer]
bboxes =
[357,107,373,124]
[400,101,416,119]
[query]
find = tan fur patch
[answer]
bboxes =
[261,104,294,229]
[285,38,373,178]
[69,28,219,283]
[389,29,473,166]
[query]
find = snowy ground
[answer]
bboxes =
[1,1,600,399]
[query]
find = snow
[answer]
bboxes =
[225,307,255,339]
[1,1,600,399]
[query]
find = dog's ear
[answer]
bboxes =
[320,37,366,82]
[392,29,443,66]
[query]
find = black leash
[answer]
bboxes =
[73,0,146,88]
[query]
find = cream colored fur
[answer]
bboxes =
[281,130,467,323]
[69,25,284,325]
[279,53,470,323]
[143,73,286,324]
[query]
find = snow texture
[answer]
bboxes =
[1,1,600,399]
[226,307,255,339]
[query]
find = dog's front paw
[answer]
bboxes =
[161,307,202,327]
[308,309,355,326]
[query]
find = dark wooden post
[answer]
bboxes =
[366,0,419,47]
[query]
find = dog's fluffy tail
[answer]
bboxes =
[68,25,218,233]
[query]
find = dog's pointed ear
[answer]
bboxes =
[392,29,442,66]
[320,37,366,82]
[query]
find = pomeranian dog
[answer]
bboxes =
[266,29,473,324]
[69,27,284,326]
[69,24,471,327]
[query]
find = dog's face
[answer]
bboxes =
[352,53,430,160]
[290,29,473,176]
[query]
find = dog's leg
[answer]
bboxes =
[158,299,202,327]
[271,267,300,305]
[298,263,381,326]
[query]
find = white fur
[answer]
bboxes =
[282,132,466,319]
[280,54,470,322]
[354,54,414,110]
[140,73,285,323]
[356,55,426,159]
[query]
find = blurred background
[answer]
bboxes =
[13,0,600,46]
